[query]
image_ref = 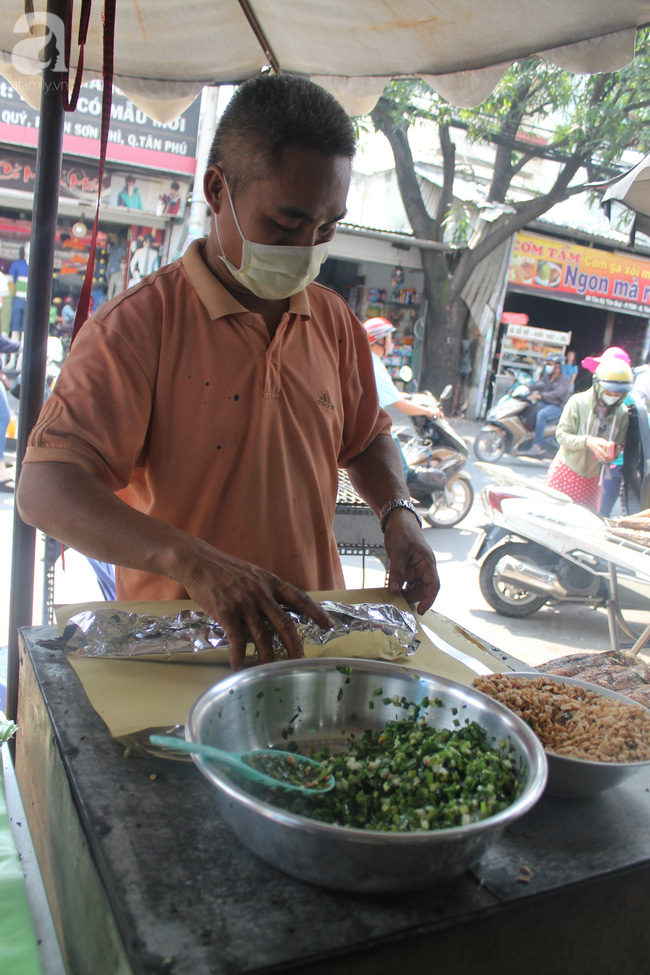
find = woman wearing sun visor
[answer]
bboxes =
[545,357,633,511]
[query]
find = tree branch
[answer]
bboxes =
[509,152,535,179]
[371,98,437,240]
[450,154,586,300]
[436,123,455,230]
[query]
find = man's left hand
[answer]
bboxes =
[382,510,440,614]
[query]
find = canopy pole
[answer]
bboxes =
[6,0,69,722]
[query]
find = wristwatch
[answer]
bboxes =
[379,499,423,533]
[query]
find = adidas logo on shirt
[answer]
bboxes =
[317,390,335,412]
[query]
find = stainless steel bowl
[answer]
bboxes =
[500,672,650,799]
[186,658,547,891]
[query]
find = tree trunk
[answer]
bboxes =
[418,249,468,396]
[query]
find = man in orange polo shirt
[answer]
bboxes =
[18,75,439,670]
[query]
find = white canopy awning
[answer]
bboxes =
[602,151,650,238]
[603,151,650,212]
[0,1,648,120]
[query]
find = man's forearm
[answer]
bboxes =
[346,434,409,518]
[17,461,192,582]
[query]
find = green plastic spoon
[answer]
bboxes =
[149,734,335,794]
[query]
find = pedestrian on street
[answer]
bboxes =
[545,358,633,511]
[579,346,633,517]
[17,74,440,671]
[527,353,572,454]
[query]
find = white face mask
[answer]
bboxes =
[214,177,330,300]
[600,391,623,406]
[544,364,555,374]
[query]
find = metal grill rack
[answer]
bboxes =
[334,471,388,575]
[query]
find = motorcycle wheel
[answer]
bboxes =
[424,478,474,528]
[478,543,548,617]
[474,428,507,462]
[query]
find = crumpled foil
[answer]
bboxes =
[64,601,420,660]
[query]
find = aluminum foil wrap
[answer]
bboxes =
[64,602,420,660]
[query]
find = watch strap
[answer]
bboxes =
[379,498,423,533]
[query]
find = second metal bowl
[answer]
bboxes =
[503,672,650,798]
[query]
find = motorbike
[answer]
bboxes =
[396,385,474,528]
[470,463,650,624]
[474,371,559,462]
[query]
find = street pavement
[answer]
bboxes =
[0,417,642,698]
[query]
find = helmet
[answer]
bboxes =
[593,359,634,402]
[545,353,564,367]
[582,346,630,374]
[363,317,395,344]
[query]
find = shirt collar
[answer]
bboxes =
[181,239,311,321]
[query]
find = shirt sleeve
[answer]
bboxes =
[23,311,159,491]
[371,354,402,409]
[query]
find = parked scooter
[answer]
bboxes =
[474,372,559,462]
[397,384,474,527]
[470,463,650,619]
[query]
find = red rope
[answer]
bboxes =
[70,0,116,343]
[61,0,92,112]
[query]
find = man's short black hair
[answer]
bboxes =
[207,74,356,191]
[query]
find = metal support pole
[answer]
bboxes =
[6,0,68,721]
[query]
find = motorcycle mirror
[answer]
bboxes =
[440,384,453,400]
[399,365,413,382]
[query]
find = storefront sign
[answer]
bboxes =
[508,231,650,318]
[0,80,199,175]
[0,149,109,203]
[505,323,571,346]
[0,149,189,218]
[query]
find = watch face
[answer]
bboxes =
[380,499,421,533]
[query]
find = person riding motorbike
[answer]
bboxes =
[364,318,473,527]
[364,317,441,475]
[526,353,572,455]
[545,358,633,511]
[364,318,442,421]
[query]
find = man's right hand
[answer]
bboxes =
[176,540,335,670]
